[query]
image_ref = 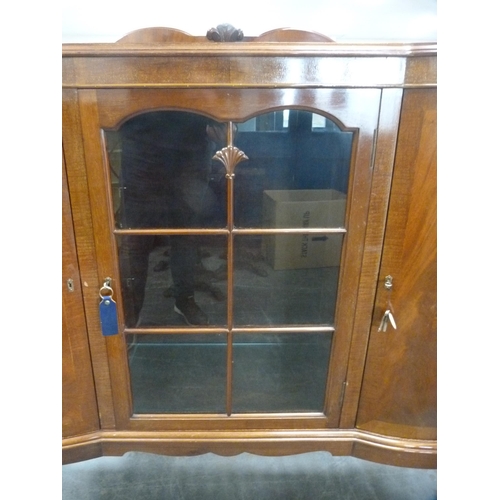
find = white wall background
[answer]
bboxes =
[62,0,437,43]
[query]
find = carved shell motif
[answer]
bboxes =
[213,146,249,178]
[206,24,244,42]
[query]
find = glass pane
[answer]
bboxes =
[233,110,353,228]
[105,111,227,230]
[233,235,342,326]
[106,108,350,416]
[232,332,332,412]
[117,235,227,328]
[127,334,227,413]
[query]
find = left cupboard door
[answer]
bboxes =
[63,152,101,463]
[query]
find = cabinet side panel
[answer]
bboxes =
[63,155,100,437]
[356,89,437,440]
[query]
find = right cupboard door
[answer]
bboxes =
[356,88,437,440]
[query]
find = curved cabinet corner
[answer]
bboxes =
[355,89,437,444]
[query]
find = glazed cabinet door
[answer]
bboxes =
[63,86,399,434]
[355,89,437,440]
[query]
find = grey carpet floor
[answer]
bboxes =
[62,451,437,499]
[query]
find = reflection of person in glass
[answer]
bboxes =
[118,111,226,326]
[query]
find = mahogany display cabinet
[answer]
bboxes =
[62,25,437,468]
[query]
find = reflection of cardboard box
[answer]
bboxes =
[263,189,346,270]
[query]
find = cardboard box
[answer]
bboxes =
[262,189,346,270]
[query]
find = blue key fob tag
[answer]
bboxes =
[99,295,119,336]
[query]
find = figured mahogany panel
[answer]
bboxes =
[62,155,100,438]
[355,89,437,440]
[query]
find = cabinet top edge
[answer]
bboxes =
[62,42,437,58]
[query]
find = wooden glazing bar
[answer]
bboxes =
[114,228,347,235]
[124,326,335,335]
[225,122,236,416]
[226,184,234,415]
[124,327,228,335]
[232,228,347,234]
[232,326,335,334]
[113,228,229,236]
